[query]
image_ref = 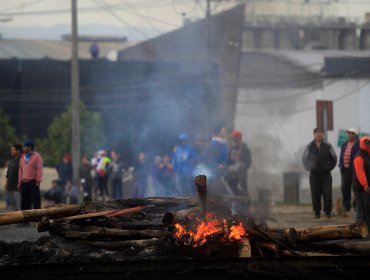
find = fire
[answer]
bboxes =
[173,212,247,247]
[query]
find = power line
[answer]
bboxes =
[91,0,148,39]
[0,0,48,13]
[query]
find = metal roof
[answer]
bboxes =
[0,39,138,60]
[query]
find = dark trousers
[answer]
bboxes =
[20,180,41,210]
[309,173,332,214]
[341,168,353,211]
[354,192,370,225]
[97,176,108,197]
[111,178,123,199]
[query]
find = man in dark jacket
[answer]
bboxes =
[5,144,22,210]
[353,136,370,225]
[57,154,73,187]
[338,128,359,211]
[80,156,93,197]
[303,128,337,219]
[226,130,252,196]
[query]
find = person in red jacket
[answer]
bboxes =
[353,136,370,224]
[18,140,43,210]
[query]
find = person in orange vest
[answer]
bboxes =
[353,136,370,225]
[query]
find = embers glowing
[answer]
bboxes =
[174,212,247,247]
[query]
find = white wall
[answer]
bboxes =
[234,78,367,202]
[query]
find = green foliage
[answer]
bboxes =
[37,103,104,166]
[0,111,20,166]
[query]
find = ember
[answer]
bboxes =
[173,212,247,247]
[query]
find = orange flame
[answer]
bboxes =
[173,212,247,247]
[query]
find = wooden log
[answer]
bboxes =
[63,227,165,240]
[175,207,202,223]
[88,239,160,250]
[280,250,340,257]
[257,241,279,255]
[0,205,80,226]
[56,206,148,222]
[289,223,368,243]
[194,175,207,214]
[239,237,252,258]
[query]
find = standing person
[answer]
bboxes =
[133,152,149,198]
[339,128,359,212]
[193,134,207,166]
[353,136,370,225]
[109,150,127,199]
[4,144,22,210]
[205,125,228,194]
[80,156,93,197]
[18,140,43,210]
[159,154,176,196]
[303,128,337,219]
[56,154,73,187]
[151,156,163,196]
[226,130,252,196]
[173,133,195,195]
[96,150,111,201]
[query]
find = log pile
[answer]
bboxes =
[0,175,369,259]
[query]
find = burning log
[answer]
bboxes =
[194,175,207,214]
[0,205,80,226]
[288,223,369,245]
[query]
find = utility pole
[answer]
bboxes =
[71,0,81,194]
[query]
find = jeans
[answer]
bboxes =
[111,178,123,199]
[341,168,353,211]
[355,192,370,225]
[20,180,41,210]
[310,173,332,214]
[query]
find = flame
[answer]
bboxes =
[173,212,247,247]
[229,223,246,240]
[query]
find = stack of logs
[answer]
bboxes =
[0,174,369,257]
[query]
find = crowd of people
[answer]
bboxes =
[3,125,370,227]
[2,126,253,211]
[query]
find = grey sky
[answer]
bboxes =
[0,0,369,40]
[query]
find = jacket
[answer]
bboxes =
[302,141,337,175]
[353,136,370,193]
[6,157,20,191]
[339,140,359,171]
[172,144,194,177]
[18,151,43,187]
[228,142,252,169]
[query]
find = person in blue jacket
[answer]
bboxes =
[205,125,228,194]
[173,133,195,195]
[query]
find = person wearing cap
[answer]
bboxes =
[18,140,43,210]
[353,136,370,225]
[339,128,359,212]
[96,150,111,201]
[173,133,195,195]
[226,130,252,196]
[303,128,337,219]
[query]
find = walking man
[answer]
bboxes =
[5,144,22,210]
[353,136,370,225]
[303,128,337,219]
[18,140,43,210]
[339,128,359,211]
